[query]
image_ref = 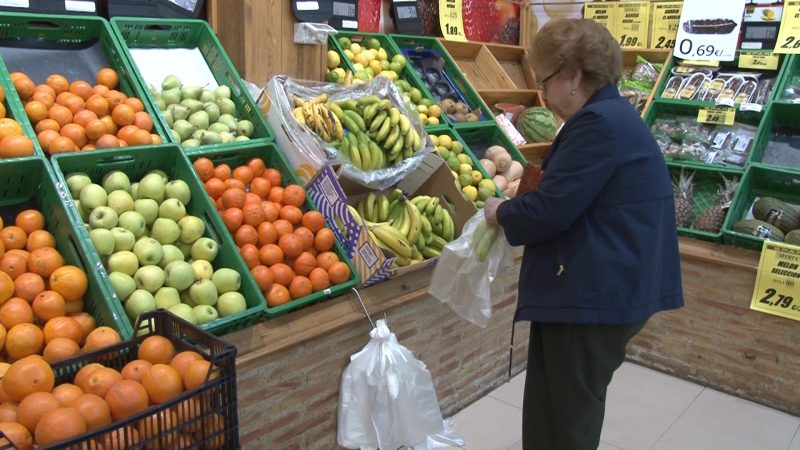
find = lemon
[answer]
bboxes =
[438,134,453,150]
[459,163,473,175]
[369,60,382,75]
[378,48,388,61]
[327,50,341,70]
[462,185,478,201]
[471,170,484,184]
[426,116,440,125]
[429,135,439,146]
[350,43,362,55]
[457,154,471,164]
[344,49,355,61]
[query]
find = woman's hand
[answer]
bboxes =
[484,197,505,225]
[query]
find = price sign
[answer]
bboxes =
[697,107,735,125]
[738,51,781,70]
[583,3,618,36]
[650,1,682,49]
[439,0,466,41]
[614,2,648,48]
[775,0,800,53]
[751,241,800,322]
[673,0,746,61]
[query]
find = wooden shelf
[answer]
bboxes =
[439,40,517,90]
[484,44,537,90]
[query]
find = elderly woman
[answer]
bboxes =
[484,18,684,450]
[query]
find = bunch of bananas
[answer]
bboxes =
[348,189,455,268]
[331,95,423,171]
[291,93,344,143]
[471,220,501,262]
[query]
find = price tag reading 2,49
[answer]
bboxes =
[751,241,800,322]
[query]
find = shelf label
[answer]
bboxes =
[738,51,781,70]
[614,2,648,48]
[439,0,466,41]
[673,0,746,61]
[697,107,735,125]
[751,241,800,322]
[682,59,721,67]
[739,103,764,112]
[775,0,800,53]
[583,3,618,36]
[650,1,682,50]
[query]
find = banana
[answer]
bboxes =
[342,115,360,133]
[378,194,390,222]
[393,255,411,268]
[338,99,357,110]
[405,200,421,245]
[368,141,383,171]
[411,195,431,213]
[365,192,377,222]
[369,223,413,258]
[347,204,363,225]
[356,132,372,170]
[357,95,381,106]
[390,135,404,157]
[356,199,368,222]
[344,110,366,131]
[330,110,344,140]
[302,102,314,126]
[389,188,403,204]
[421,247,441,259]
[375,117,392,142]
[426,196,440,216]
[428,235,448,251]
[336,139,350,160]
[441,209,455,241]
[433,204,444,224]
[399,115,410,134]
[310,93,328,104]
[363,103,379,123]
[291,95,304,108]
[293,107,306,125]
[411,245,423,261]
[475,223,500,262]
[384,126,400,150]
[420,214,432,237]
[328,102,344,121]
[402,143,413,159]
[389,107,400,126]
[343,71,353,86]
[378,99,391,110]
[394,204,411,237]
[369,111,388,133]
[432,219,443,236]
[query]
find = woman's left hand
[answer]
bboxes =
[484,197,505,225]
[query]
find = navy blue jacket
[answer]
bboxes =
[497,85,683,324]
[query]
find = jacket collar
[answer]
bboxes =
[584,84,621,106]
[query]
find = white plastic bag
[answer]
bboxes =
[428,211,514,327]
[338,319,444,450]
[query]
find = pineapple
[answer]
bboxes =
[693,175,739,233]
[673,169,695,228]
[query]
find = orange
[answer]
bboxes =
[111,103,135,127]
[24,100,48,124]
[278,233,303,259]
[263,168,282,187]
[5,321,43,360]
[137,409,179,443]
[251,265,273,292]
[0,135,34,158]
[257,221,278,246]
[32,83,55,97]
[61,94,85,115]
[314,228,335,252]
[273,219,294,238]
[49,265,87,302]
[52,383,84,407]
[205,178,226,200]
[47,104,73,128]
[233,165,254,185]
[221,187,246,210]
[43,337,81,363]
[224,179,247,193]
[212,164,231,180]
[0,271,14,304]
[124,97,144,112]
[193,158,214,182]
[0,402,18,422]
[13,272,45,302]
[73,363,103,390]
[0,226,26,250]
[301,210,326,233]
[328,261,351,284]
[45,74,69,94]
[120,359,152,382]
[249,177,271,199]
[80,367,122,398]
[0,118,23,139]
[137,335,176,365]
[132,111,153,132]
[0,421,33,450]
[43,316,83,344]
[238,244,259,269]
[0,252,28,279]
[246,157,266,177]
[279,205,303,225]
[25,230,56,251]
[267,186,284,204]
[127,128,152,147]
[282,184,306,207]
[70,392,111,431]
[183,359,217,390]
[309,267,331,291]
[47,135,77,154]
[293,227,315,251]
[292,251,317,277]
[259,244,283,266]
[34,118,59,134]
[34,406,87,446]
[234,224,258,247]
[95,133,120,149]
[242,202,265,228]
[96,68,119,89]
[0,299,35,329]
[169,351,203,380]
[84,118,106,141]
[101,425,140,450]
[83,326,121,352]
[17,391,59,432]
[69,80,94,100]
[32,290,66,321]
[85,95,109,117]
[289,276,312,299]
[36,129,61,152]
[64,297,83,315]
[221,208,243,233]
[69,312,96,344]
[141,364,182,404]
[104,89,127,109]
[72,109,98,127]
[31,91,55,109]
[91,84,109,96]
[105,379,148,421]
[266,284,291,307]
[270,263,294,286]
[261,201,280,222]
[12,75,35,100]
[61,123,88,148]
[2,355,55,402]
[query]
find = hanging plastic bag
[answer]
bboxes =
[416,418,466,449]
[338,319,444,450]
[428,211,514,328]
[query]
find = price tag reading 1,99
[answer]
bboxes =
[751,241,800,322]
[775,0,800,53]
[613,2,648,49]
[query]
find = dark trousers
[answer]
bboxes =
[522,320,647,450]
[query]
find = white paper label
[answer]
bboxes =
[740,103,763,112]
[716,98,736,107]
[64,0,96,12]
[296,1,319,11]
[673,0,746,61]
[342,19,359,29]
[0,0,29,7]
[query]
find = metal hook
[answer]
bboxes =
[351,287,375,329]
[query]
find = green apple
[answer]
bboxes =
[118,211,147,238]
[88,206,118,230]
[109,271,136,301]
[111,227,136,252]
[89,228,115,256]
[137,173,166,203]
[214,85,231,100]
[134,265,165,293]
[130,182,139,200]
[133,237,163,266]
[192,304,218,325]
[146,169,169,184]
[152,218,180,245]
[125,289,156,321]
[168,303,196,324]
[164,260,195,291]
[189,279,218,306]
[160,244,184,269]
[66,172,92,198]
[191,237,218,262]
[74,200,89,223]
[178,215,205,244]
[158,198,186,222]
[102,170,131,193]
[191,260,214,280]
[211,268,240,294]
[107,190,134,215]
[177,241,193,259]
[216,291,246,317]
[180,289,195,307]
[165,180,191,205]
[79,184,108,211]
[108,251,139,276]
[154,286,181,309]
[134,199,159,226]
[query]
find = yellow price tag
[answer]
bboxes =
[682,60,721,67]
[439,0,466,42]
[614,2,648,48]
[750,241,800,322]
[697,107,735,125]
[583,3,618,36]
[650,1,682,50]
[775,0,800,53]
[738,51,781,70]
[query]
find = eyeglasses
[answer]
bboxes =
[538,64,564,91]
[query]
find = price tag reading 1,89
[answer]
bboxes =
[750,241,800,322]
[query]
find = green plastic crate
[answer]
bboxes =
[49,145,267,336]
[109,17,272,153]
[748,102,800,171]
[723,164,800,250]
[667,162,743,243]
[388,34,494,126]
[425,126,504,200]
[185,142,359,317]
[772,54,800,104]
[0,12,169,151]
[0,56,44,158]
[0,158,132,338]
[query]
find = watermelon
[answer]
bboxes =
[517,107,557,143]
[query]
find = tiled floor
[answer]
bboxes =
[446,362,800,450]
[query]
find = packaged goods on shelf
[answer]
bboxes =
[619,55,664,113]
[660,60,777,105]
[650,116,757,167]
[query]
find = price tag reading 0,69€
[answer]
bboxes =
[673,0,746,61]
[650,1,682,50]
[613,2,648,48]
[775,0,800,53]
[751,241,800,322]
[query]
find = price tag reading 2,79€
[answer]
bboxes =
[751,241,800,322]
[673,0,746,61]
[775,0,800,53]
